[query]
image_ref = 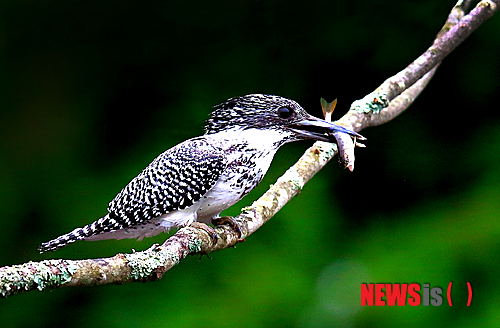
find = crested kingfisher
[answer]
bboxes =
[38,94,363,252]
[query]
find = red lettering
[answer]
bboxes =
[375,284,386,306]
[408,283,421,306]
[361,284,373,306]
[386,284,407,306]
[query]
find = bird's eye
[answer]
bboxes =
[278,106,294,119]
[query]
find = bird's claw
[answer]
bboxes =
[190,222,218,245]
[212,216,244,241]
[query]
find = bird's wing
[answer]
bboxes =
[37,137,228,253]
[107,136,227,224]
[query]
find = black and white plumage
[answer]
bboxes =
[38,94,363,252]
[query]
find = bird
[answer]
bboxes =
[38,94,364,253]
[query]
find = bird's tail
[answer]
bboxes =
[38,215,111,253]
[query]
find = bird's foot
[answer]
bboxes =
[190,222,218,246]
[212,216,244,241]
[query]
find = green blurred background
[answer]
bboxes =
[1,0,499,327]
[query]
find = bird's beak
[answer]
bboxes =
[289,115,365,142]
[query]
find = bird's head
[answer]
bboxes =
[205,94,363,143]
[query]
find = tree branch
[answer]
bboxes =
[1,0,498,298]
[340,0,497,132]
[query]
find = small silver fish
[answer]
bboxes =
[320,98,365,171]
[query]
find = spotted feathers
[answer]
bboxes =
[38,138,227,252]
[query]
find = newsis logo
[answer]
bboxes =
[361,283,472,306]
